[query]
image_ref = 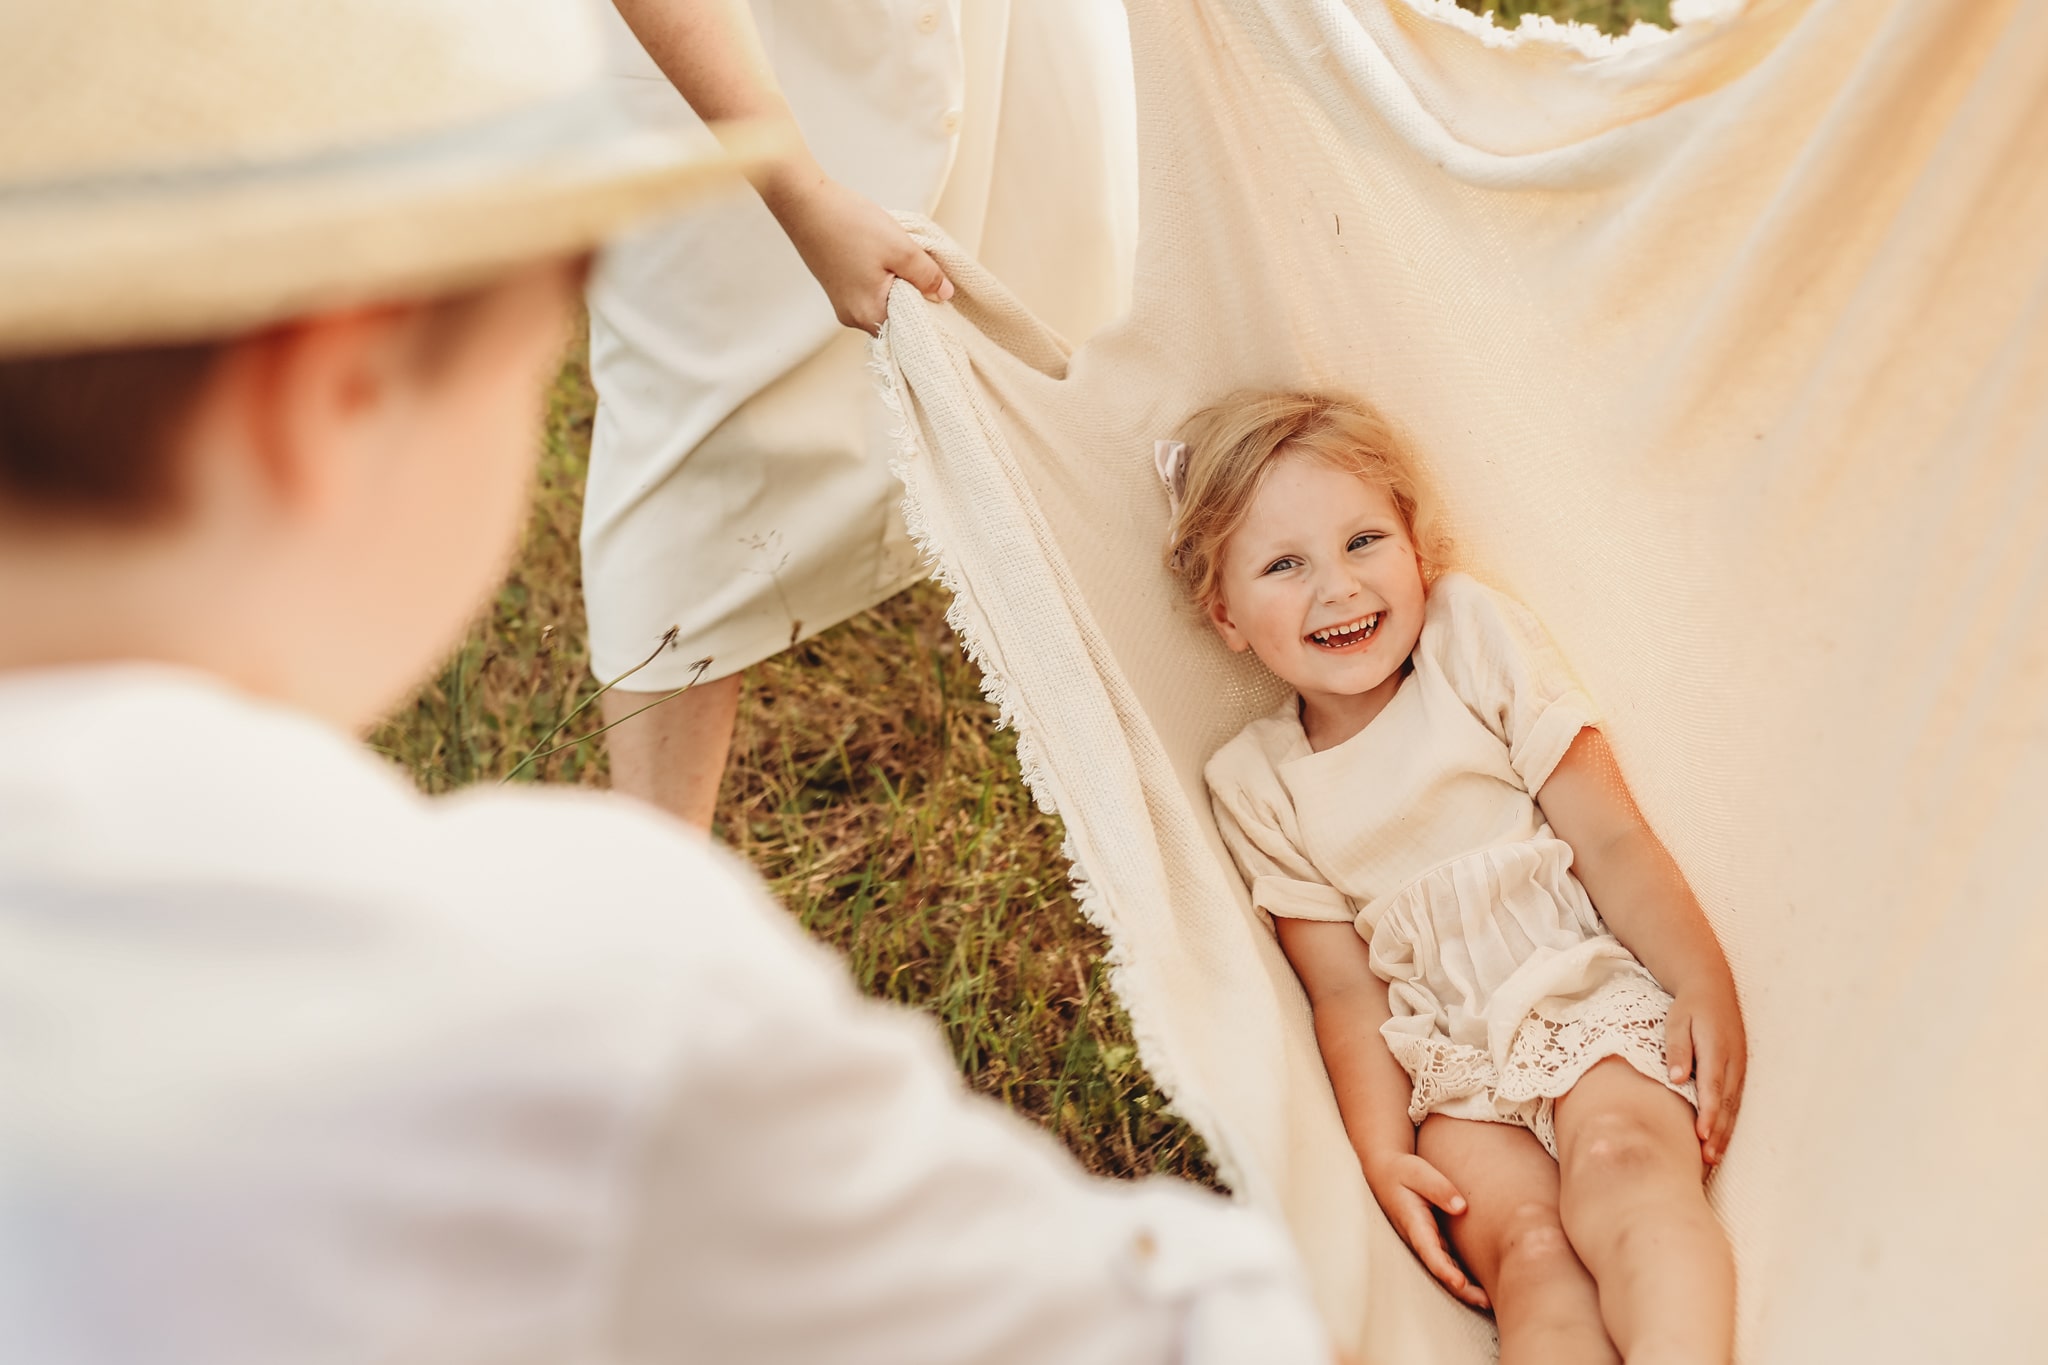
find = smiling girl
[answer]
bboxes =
[1164,392,1745,1364]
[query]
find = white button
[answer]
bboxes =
[916,7,939,33]
[940,107,961,134]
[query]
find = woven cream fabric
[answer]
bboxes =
[875,0,2048,1359]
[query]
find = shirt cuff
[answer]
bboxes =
[1112,1182,1330,1365]
[1511,690,1598,795]
[1252,876,1355,924]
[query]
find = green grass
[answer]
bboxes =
[368,0,1673,1185]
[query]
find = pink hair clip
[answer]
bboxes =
[1155,439,1190,574]
[1154,439,1189,511]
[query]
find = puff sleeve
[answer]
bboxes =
[1421,573,1601,796]
[1204,730,1355,927]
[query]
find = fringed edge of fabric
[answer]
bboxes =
[865,317,1251,1199]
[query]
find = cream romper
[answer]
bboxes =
[1205,573,1695,1156]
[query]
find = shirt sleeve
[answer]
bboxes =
[1204,737,1355,926]
[610,873,1331,1365]
[1425,574,1600,795]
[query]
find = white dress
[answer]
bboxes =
[1204,574,1694,1157]
[0,665,1327,1364]
[580,0,1138,688]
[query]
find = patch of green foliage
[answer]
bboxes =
[1456,0,1670,34]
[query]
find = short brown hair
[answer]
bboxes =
[0,341,225,521]
[1165,390,1449,610]
[0,258,589,523]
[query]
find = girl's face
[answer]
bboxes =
[1208,451,1427,721]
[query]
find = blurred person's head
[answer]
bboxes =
[0,0,770,728]
[0,267,589,728]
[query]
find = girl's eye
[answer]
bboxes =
[1348,533,1382,552]
[1262,556,1300,575]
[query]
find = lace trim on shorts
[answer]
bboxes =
[1385,1034,1494,1122]
[1387,972,1696,1158]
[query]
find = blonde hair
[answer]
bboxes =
[1165,390,1448,611]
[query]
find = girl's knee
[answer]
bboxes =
[1495,1200,1577,1281]
[1458,1199,1578,1292]
[1562,1109,1672,1187]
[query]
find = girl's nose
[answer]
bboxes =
[1313,561,1362,604]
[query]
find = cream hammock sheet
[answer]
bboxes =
[872,0,2048,1359]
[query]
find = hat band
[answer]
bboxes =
[0,84,643,210]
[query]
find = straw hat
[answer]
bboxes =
[0,0,784,357]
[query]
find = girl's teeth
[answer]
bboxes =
[1313,612,1381,644]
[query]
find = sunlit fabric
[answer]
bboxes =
[876,1,2048,1357]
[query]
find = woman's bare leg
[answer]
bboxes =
[599,672,743,830]
[1553,1058,1734,1365]
[1419,1115,1617,1365]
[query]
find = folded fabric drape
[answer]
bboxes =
[876,1,2048,1358]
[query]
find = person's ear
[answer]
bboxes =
[212,307,412,520]
[1208,592,1252,653]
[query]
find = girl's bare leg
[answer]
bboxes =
[1552,1058,1735,1365]
[1419,1115,1617,1365]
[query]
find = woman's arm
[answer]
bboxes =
[609,0,953,332]
[611,0,782,123]
[1536,727,1746,1162]
[1275,918,1488,1310]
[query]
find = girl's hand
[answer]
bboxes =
[1362,1152,1490,1310]
[757,158,953,334]
[1665,984,1747,1165]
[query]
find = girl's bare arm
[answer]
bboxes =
[1275,918,1488,1309]
[1276,919,1414,1161]
[1536,727,1747,1162]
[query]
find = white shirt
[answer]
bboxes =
[0,667,1327,1364]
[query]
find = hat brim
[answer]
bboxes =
[0,94,783,357]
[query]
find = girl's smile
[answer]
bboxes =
[1307,610,1384,650]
